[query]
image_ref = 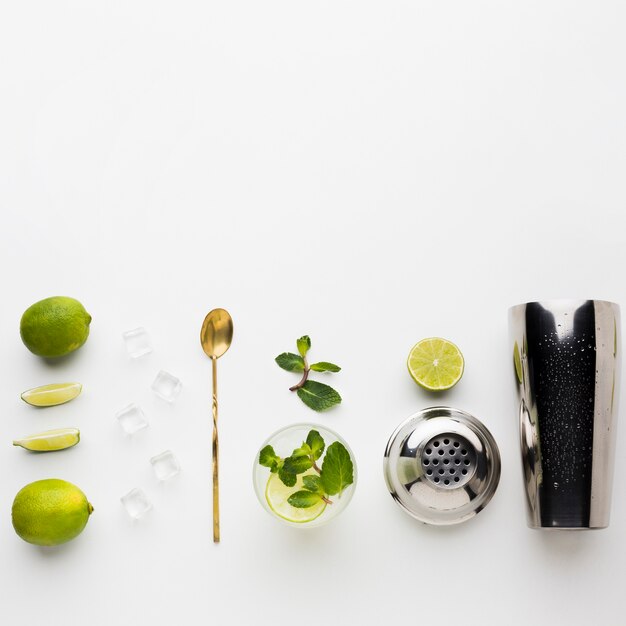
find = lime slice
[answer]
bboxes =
[21,382,82,407]
[13,428,80,452]
[407,337,464,391]
[265,469,326,523]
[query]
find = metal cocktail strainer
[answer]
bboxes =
[384,407,501,525]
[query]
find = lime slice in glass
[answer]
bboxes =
[21,382,82,407]
[407,338,464,391]
[13,428,80,452]
[265,469,326,523]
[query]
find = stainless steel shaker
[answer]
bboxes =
[509,300,620,529]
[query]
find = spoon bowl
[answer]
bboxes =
[201,308,233,359]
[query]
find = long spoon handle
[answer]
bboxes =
[212,356,220,543]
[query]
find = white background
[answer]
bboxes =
[1,2,625,624]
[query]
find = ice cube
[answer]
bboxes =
[116,403,149,435]
[120,488,152,520]
[150,450,181,481]
[151,370,182,403]
[122,327,153,358]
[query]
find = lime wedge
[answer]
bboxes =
[13,428,80,452]
[265,469,326,523]
[21,382,82,407]
[407,337,464,391]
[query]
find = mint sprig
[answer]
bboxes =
[275,335,342,411]
[258,429,354,511]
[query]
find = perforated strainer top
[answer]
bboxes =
[421,433,477,489]
[383,407,501,526]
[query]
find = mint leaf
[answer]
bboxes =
[275,352,305,372]
[320,442,353,495]
[259,445,281,472]
[278,467,297,487]
[283,455,313,474]
[297,335,311,358]
[302,475,323,494]
[306,430,325,460]
[310,362,341,373]
[296,380,342,412]
[291,443,312,458]
[288,490,323,509]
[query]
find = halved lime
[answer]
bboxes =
[265,469,326,523]
[407,337,464,391]
[21,382,82,407]
[13,428,80,452]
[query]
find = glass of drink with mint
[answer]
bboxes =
[253,423,357,527]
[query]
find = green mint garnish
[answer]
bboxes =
[302,474,324,494]
[310,362,341,373]
[297,380,342,412]
[288,490,323,509]
[283,454,313,474]
[306,429,325,460]
[275,336,341,411]
[258,430,353,513]
[275,352,305,372]
[320,441,354,496]
[278,467,297,487]
[290,442,312,458]
[259,445,281,472]
[297,335,311,358]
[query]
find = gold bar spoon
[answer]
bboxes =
[200,308,233,543]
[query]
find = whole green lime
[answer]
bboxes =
[20,296,92,357]
[12,479,94,546]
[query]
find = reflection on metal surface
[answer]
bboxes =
[509,300,620,529]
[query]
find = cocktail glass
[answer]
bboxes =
[253,423,357,528]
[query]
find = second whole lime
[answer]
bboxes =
[20,296,91,358]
